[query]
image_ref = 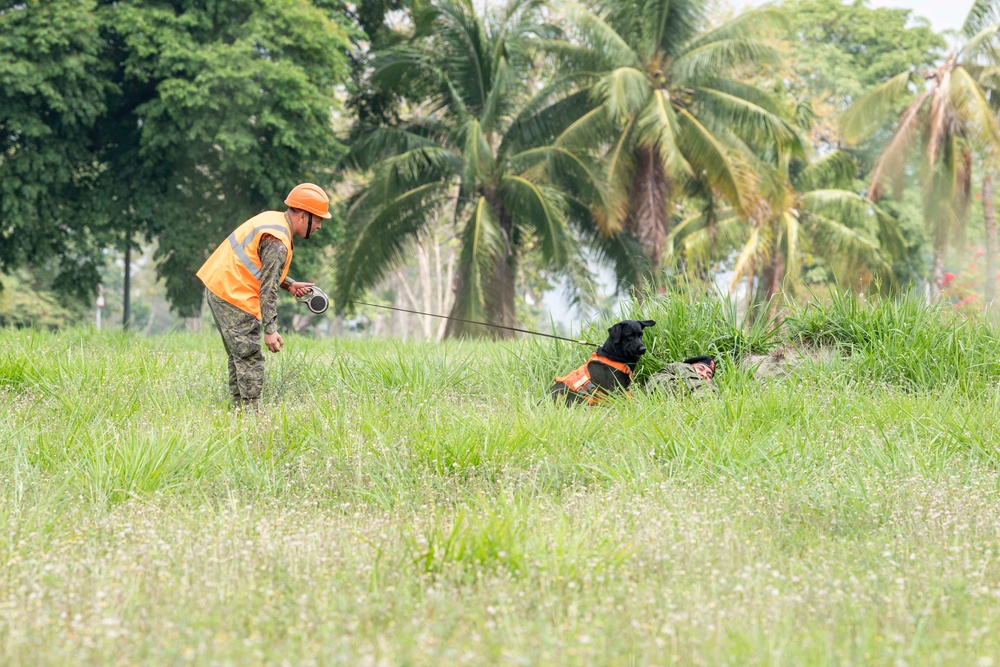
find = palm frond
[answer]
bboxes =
[568,199,648,287]
[342,125,445,172]
[804,212,890,276]
[685,5,788,51]
[731,226,762,287]
[561,1,642,69]
[450,196,504,321]
[601,116,637,234]
[949,65,1000,154]
[433,0,491,110]
[369,146,463,194]
[699,77,792,117]
[793,150,857,191]
[634,90,693,181]
[961,20,1000,61]
[462,117,495,182]
[970,64,1000,89]
[797,189,900,266]
[670,38,779,86]
[480,55,510,133]
[782,210,801,290]
[537,38,625,74]
[841,70,915,144]
[693,87,803,156]
[927,69,951,169]
[867,90,931,199]
[336,182,451,305]
[502,86,598,155]
[501,175,571,266]
[680,214,743,271]
[592,67,652,125]
[963,0,1000,38]
[675,108,751,217]
[511,145,607,212]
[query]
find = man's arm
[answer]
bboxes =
[258,235,288,336]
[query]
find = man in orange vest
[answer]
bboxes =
[197,183,332,409]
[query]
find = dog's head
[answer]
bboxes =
[596,319,656,366]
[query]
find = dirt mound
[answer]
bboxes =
[744,345,839,379]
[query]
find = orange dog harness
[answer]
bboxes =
[553,353,633,405]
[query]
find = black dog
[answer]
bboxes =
[550,319,655,405]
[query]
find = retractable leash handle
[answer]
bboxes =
[296,286,330,314]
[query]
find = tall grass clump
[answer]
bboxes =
[513,289,781,387]
[787,292,1000,392]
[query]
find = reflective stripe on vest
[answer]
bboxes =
[227,224,291,280]
[196,211,294,319]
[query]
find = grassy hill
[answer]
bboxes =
[2,295,1000,665]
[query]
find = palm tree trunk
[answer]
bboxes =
[984,173,997,316]
[444,201,518,339]
[123,237,132,332]
[628,146,668,279]
[483,250,517,339]
[761,251,785,319]
[930,245,945,299]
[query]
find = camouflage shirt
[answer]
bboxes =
[645,362,718,397]
[258,235,288,335]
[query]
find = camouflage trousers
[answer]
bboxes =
[645,362,718,398]
[206,290,265,408]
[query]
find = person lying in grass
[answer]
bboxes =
[644,356,718,397]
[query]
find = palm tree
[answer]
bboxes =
[725,150,902,315]
[529,0,801,287]
[842,20,1000,297]
[961,0,1000,312]
[337,0,594,337]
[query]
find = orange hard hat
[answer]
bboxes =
[284,183,332,219]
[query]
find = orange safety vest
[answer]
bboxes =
[553,353,634,405]
[196,211,294,319]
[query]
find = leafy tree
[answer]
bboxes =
[0,269,85,329]
[337,0,590,337]
[531,0,800,286]
[842,14,1000,296]
[86,0,352,317]
[0,0,111,297]
[778,0,945,151]
[338,0,416,131]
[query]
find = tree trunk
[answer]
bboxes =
[122,238,132,331]
[984,173,997,316]
[766,250,785,319]
[627,145,668,280]
[752,249,785,322]
[930,245,945,299]
[482,250,517,339]
[444,200,517,339]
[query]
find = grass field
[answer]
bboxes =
[2,295,1000,665]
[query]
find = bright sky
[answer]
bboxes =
[882,0,975,33]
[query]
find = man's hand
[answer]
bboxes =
[288,281,315,298]
[264,331,284,353]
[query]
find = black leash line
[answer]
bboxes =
[347,300,598,347]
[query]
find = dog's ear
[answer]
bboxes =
[606,322,623,345]
[639,320,655,329]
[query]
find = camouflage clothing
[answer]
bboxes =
[645,362,718,397]
[258,235,289,335]
[205,235,288,408]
